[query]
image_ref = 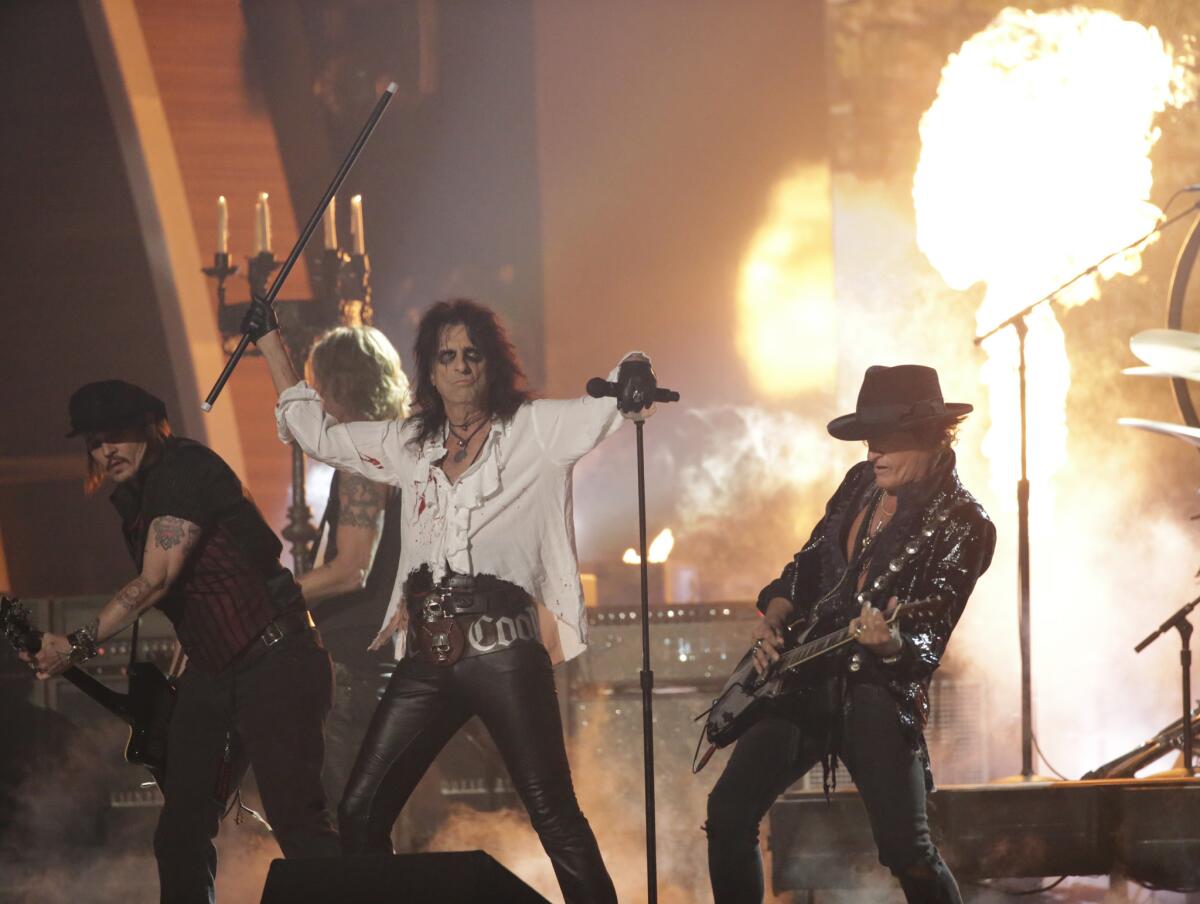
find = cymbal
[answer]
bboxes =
[1118,417,1200,448]
[1123,365,1177,377]
[1129,329,1200,380]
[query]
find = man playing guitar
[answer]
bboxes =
[23,380,340,903]
[704,365,996,904]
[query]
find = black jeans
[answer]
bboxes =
[322,660,387,812]
[339,643,617,904]
[705,681,961,904]
[153,631,340,904]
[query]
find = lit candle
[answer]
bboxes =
[254,192,272,254]
[350,194,365,255]
[323,195,337,251]
[216,195,228,254]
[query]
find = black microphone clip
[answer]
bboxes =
[586,377,681,404]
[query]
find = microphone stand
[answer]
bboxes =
[974,198,1200,780]
[202,82,398,411]
[634,415,658,904]
[1134,595,1200,777]
[595,373,678,904]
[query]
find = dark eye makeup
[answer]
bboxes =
[438,347,484,364]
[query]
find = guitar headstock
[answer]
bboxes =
[0,594,42,654]
[888,595,949,623]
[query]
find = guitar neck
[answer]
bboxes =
[779,599,933,673]
[779,624,855,672]
[60,667,135,726]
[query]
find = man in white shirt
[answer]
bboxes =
[246,296,654,904]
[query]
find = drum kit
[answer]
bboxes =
[1115,328,1200,780]
[1120,328,1200,445]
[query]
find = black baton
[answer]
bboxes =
[202,81,399,411]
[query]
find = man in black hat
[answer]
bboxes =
[25,379,339,903]
[704,365,996,904]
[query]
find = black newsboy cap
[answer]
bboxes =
[67,380,168,438]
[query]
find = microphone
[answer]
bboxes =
[586,377,680,403]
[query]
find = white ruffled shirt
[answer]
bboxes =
[275,376,627,662]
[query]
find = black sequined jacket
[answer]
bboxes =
[755,452,996,787]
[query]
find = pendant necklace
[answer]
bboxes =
[862,491,896,550]
[447,417,490,464]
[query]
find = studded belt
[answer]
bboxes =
[407,575,540,666]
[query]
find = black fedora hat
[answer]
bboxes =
[827,365,972,441]
[67,380,167,438]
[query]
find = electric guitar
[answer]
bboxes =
[694,596,948,772]
[1,594,175,788]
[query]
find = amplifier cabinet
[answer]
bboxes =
[571,603,760,687]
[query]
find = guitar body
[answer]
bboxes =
[703,623,831,750]
[2,595,175,788]
[122,661,176,783]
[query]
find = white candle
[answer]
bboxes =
[216,195,228,254]
[350,194,365,255]
[255,192,272,254]
[323,195,338,251]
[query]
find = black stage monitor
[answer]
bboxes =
[259,851,548,903]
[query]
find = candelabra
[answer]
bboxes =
[338,249,373,327]
[203,195,373,574]
[201,253,238,302]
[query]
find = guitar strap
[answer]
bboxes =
[129,616,140,669]
[788,486,899,635]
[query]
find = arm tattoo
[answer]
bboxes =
[152,516,203,553]
[338,476,387,530]
[115,575,155,614]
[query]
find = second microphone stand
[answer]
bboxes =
[974,198,1200,780]
[1134,595,1199,777]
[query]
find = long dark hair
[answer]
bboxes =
[407,299,533,447]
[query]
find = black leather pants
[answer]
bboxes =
[339,642,616,904]
[705,681,961,904]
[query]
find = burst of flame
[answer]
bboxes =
[913,7,1194,502]
[622,528,675,565]
[736,165,836,398]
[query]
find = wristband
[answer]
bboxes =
[66,623,99,664]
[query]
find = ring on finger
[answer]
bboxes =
[753,639,764,649]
